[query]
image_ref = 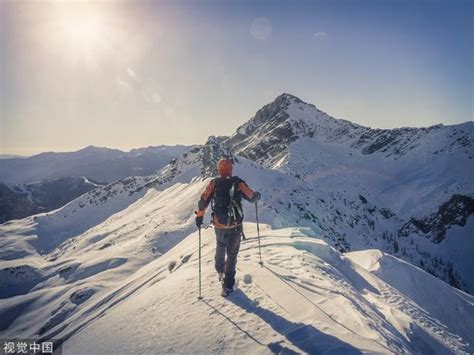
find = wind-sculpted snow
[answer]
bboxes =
[347,249,474,348]
[58,226,473,354]
[3,89,470,296]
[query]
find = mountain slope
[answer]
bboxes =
[0,176,209,327]
[0,177,105,223]
[225,93,472,219]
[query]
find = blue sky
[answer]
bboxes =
[1,0,472,155]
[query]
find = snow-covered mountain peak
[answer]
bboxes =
[225,93,364,168]
[231,93,325,138]
[226,94,473,169]
[268,93,309,111]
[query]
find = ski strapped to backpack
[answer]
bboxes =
[226,181,243,226]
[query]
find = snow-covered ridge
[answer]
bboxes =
[54,226,474,354]
[3,223,473,353]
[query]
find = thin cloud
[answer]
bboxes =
[314,31,328,39]
[250,17,272,41]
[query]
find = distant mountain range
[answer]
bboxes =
[0,145,190,184]
[0,155,27,160]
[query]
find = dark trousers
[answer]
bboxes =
[214,225,242,289]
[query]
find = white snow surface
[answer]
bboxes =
[60,225,473,354]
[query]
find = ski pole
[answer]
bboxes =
[198,226,202,300]
[255,202,263,266]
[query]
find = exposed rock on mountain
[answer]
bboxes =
[399,194,474,243]
[0,177,104,223]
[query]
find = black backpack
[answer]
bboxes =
[211,176,244,226]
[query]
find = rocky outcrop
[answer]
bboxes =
[398,194,474,243]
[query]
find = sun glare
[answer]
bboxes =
[59,13,106,55]
[48,7,112,66]
[65,16,104,46]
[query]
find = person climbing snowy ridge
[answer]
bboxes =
[195,158,260,297]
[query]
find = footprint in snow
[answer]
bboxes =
[181,254,191,264]
[243,274,253,284]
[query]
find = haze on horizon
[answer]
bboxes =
[1,0,472,156]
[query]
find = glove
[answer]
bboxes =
[250,191,261,203]
[196,215,203,228]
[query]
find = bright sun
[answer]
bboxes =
[49,8,111,66]
[65,16,104,46]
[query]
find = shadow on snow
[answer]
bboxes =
[206,289,362,354]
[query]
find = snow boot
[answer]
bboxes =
[221,286,233,297]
